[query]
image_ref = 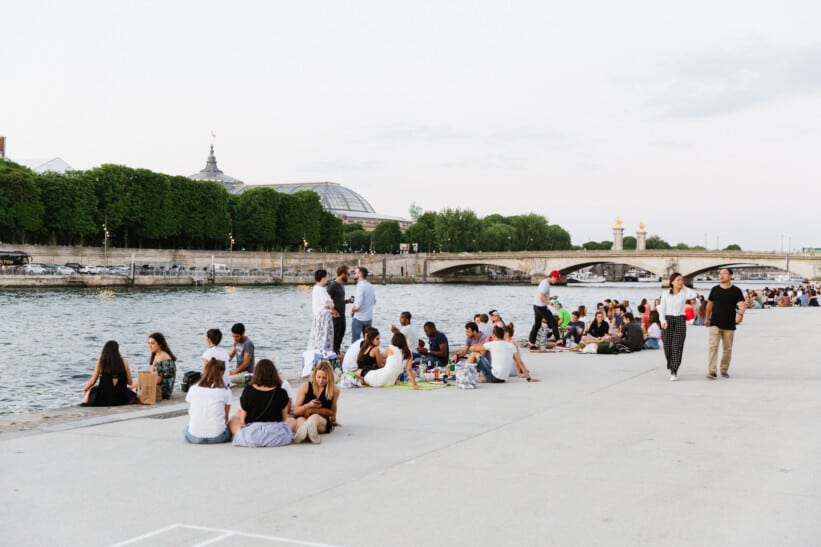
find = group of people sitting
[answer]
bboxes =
[745,285,821,308]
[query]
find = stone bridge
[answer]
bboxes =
[362,250,821,285]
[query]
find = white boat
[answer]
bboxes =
[624,269,660,283]
[567,270,606,284]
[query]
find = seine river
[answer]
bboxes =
[0,281,776,415]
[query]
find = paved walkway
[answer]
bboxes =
[2,308,820,546]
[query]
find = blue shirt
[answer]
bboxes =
[353,280,376,321]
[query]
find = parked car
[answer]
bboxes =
[64,262,83,272]
[23,263,47,274]
[50,264,76,275]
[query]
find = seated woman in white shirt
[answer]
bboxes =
[644,310,662,350]
[184,358,233,444]
[363,333,419,389]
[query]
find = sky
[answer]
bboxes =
[3,0,820,252]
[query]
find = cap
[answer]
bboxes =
[549,270,561,278]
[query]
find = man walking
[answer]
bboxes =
[350,266,376,343]
[528,270,561,350]
[704,268,746,380]
[327,265,352,354]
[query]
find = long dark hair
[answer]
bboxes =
[357,329,380,364]
[148,332,176,365]
[668,272,682,294]
[391,332,411,360]
[251,358,282,389]
[99,340,126,376]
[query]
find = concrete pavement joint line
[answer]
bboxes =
[41,403,189,433]
[109,523,181,546]
[189,531,233,546]
[144,523,344,547]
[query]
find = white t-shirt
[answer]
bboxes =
[342,339,364,371]
[398,324,419,349]
[202,346,231,387]
[484,340,516,379]
[647,323,662,340]
[533,278,551,307]
[186,385,232,438]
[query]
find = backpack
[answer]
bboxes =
[181,370,202,392]
[596,341,617,354]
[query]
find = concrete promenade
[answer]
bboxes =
[1,308,819,546]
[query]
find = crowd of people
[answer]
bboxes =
[80,263,817,447]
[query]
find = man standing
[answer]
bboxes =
[228,323,255,385]
[528,270,561,350]
[327,265,352,354]
[704,268,746,380]
[350,266,376,343]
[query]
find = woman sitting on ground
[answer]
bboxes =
[229,358,296,447]
[644,310,662,349]
[363,332,418,389]
[82,340,136,406]
[503,324,539,382]
[293,360,340,444]
[148,332,177,400]
[355,329,385,382]
[582,311,610,344]
[184,358,232,444]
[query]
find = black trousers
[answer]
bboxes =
[529,305,560,345]
[332,316,346,354]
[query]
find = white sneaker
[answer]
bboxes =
[670,373,678,382]
[307,420,321,444]
[293,422,308,443]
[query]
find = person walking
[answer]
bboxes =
[528,270,561,350]
[704,268,746,380]
[350,266,376,344]
[658,272,699,381]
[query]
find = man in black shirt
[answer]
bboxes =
[327,265,352,354]
[704,268,746,380]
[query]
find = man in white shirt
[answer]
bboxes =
[468,327,516,383]
[202,328,232,387]
[390,311,419,357]
[350,266,377,343]
[528,270,561,350]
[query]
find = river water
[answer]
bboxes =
[0,281,781,415]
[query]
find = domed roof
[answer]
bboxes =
[270,182,376,215]
[189,145,244,193]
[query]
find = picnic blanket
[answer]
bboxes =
[382,381,450,391]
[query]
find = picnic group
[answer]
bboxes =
[80,264,799,448]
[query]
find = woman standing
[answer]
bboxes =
[294,360,340,444]
[229,359,296,447]
[658,272,699,381]
[82,340,136,406]
[363,332,418,389]
[148,332,177,399]
[184,358,232,444]
[308,269,335,353]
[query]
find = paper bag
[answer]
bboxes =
[138,370,160,404]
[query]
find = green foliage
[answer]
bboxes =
[319,211,344,251]
[645,235,671,250]
[235,187,280,251]
[581,240,613,250]
[0,161,44,243]
[434,208,481,252]
[34,171,97,245]
[404,212,437,252]
[372,221,402,253]
[622,236,637,250]
[724,244,742,251]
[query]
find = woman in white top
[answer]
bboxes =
[657,272,699,381]
[308,269,335,353]
[644,310,662,350]
[363,333,418,389]
[184,358,233,444]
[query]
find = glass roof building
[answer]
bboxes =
[189,146,409,229]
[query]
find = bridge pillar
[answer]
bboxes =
[613,227,624,251]
[637,230,647,251]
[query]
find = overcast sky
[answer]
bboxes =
[3,0,820,251]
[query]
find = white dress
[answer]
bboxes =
[363,344,406,387]
[308,284,334,352]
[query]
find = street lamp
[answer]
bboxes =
[228,230,235,269]
[102,215,110,265]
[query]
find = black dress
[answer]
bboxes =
[92,373,130,406]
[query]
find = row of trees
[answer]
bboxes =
[0,161,344,251]
[1,159,740,253]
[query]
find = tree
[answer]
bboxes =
[372,220,402,253]
[724,244,742,251]
[544,224,572,250]
[319,211,344,251]
[235,187,280,251]
[645,235,671,250]
[0,161,44,243]
[434,208,480,252]
[404,212,437,253]
[622,236,637,250]
[34,171,97,245]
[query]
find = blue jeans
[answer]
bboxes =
[644,337,660,350]
[351,318,372,344]
[476,356,500,382]
[184,425,232,444]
